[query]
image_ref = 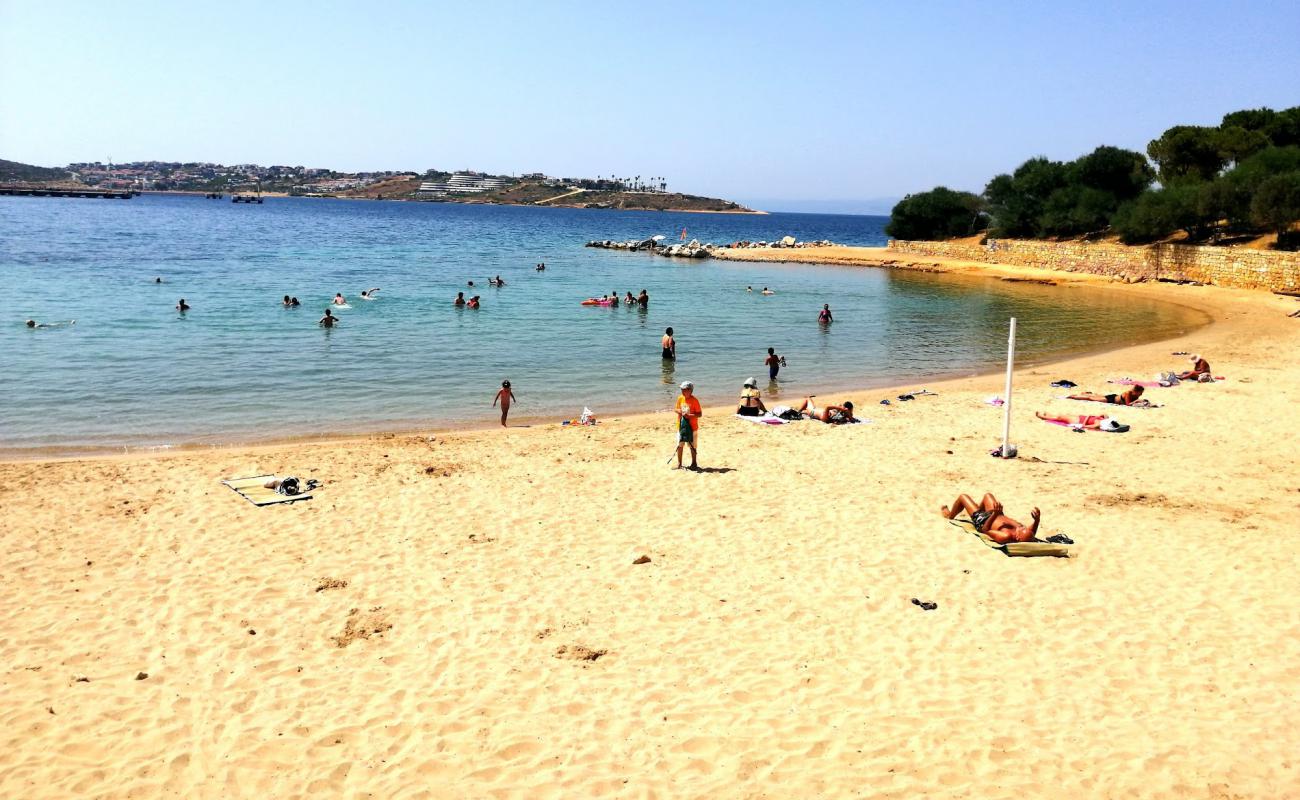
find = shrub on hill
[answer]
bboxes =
[1251,172,1300,249]
[884,187,987,240]
[0,159,73,183]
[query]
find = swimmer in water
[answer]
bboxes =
[467,295,480,309]
[290,297,300,307]
[624,291,636,306]
[26,319,75,329]
[490,275,505,286]
[319,308,338,327]
[747,286,753,293]
[818,304,833,324]
[333,293,346,306]
[154,277,163,284]
[761,287,775,295]
[283,295,293,307]
[536,263,545,271]
[176,298,190,312]
[455,291,465,307]
[467,280,475,287]
[360,288,380,300]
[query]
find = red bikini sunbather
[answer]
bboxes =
[942,493,1040,544]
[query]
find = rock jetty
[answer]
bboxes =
[585,236,837,260]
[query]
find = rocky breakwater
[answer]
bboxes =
[585,235,838,260]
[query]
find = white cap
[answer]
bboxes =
[743,377,757,387]
[680,381,694,389]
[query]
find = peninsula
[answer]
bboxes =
[0,159,757,213]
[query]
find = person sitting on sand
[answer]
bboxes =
[1177,354,1211,381]
[737,378,768,417]
[1067,385,1145,406]
[818,304,833,324]
[333,293,346,306]
[467,295,480,309]
[1035,411,1110,429]
[319,308,338,328]
[176,298,190,312]
[795,396,855,423]
[942,493,1041,544]
[455,291,466,307]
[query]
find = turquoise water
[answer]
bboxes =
[1,195,1205,453]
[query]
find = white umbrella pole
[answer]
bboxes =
[1002,317,1017,458]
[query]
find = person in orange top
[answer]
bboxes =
[674,380,702,470]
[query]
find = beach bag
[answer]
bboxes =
[276,477,301,496]
[777,407,802,421]
[1198,373,1213,383]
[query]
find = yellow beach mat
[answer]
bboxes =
[948,518,1072,558]
[222,475,314,506]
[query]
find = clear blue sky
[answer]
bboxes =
[2,1,1297,212]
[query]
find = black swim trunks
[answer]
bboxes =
[662,348,675,360]
[970,509,993,531]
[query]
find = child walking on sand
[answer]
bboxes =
[492,380,517,426]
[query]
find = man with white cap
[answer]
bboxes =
[1177,354,1211,382]
[674,380,702,470]
[737,377,767,417]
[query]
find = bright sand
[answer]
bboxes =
[2,251,1299,798]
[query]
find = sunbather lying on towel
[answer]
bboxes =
[1177,354,1211,381]
[1036,411,1109,429]
[942,493,1040,544]
[1067,385,1146,405]
[794,396,855,423]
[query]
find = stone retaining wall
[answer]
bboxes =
[886,239,1300,292]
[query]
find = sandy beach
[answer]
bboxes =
[2,253,1299,798]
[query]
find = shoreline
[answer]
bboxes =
[1,257,1213,463]
[4,253,1298,796]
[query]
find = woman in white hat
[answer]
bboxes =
[737,378,767,417]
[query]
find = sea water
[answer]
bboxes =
[0,194,1206,453]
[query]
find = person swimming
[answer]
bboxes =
[25,319,75,329]
[154,277,163,284]
[746,286,753,293]
[176,298,190,312]
[467,295,480,309]
[489,275,505,286]
[624,291,636,306]
[360,288,380,299]
[455,291,466,306]
[333,293,347,306]
[283,295,293,307]
[319,308,338,327]
[290,297,300,307]
[467,280,475,287]
[761,287,774,295]
[536,263,545,271]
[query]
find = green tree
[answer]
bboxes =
[1112,183,1210,244]
[1147,125,1225,183]
[983,157,1067,237]
[1250,172,1300,245]
[885,187,988,240]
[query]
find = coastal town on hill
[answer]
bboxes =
[0,158,753,212]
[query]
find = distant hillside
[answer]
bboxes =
[0,159,74,183]
[438,180,755,213]
[334,175,425,199]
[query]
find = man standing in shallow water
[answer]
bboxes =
[675,380,702,470]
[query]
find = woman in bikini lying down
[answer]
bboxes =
[794,396,856,423]
[942,493,1040,544]
[1067,385,1145,405]
[1036,411,1109,428]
